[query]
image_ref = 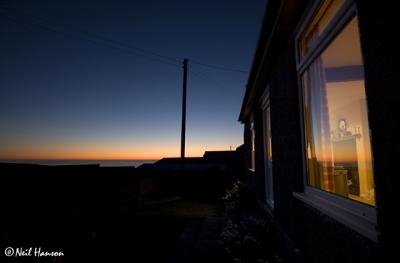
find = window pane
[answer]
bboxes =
[250,121,256,170]
[302,17,375,206]
[263,107,274,205]
[300,0,346,59]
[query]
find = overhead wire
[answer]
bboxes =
[0,6,249,74]
[188,68,240,101]
[0,6,181,64]
[190,60,249,74]
[0,8,181,68]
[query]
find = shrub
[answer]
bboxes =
[222,181,249,211]
[220,215,284,263]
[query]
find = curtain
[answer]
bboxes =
[305,26,334,192]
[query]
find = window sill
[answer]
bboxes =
[266,199,274,210]
[293,188,378,242]
[257,199,274,217]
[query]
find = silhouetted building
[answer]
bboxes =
[137,150,240,172]
[239,0,399,262]
[136,149,243,202]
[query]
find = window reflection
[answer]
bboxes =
[300,0,346,58]
[250,121,256,170]
[302,17,375,206]
[263,105,273,205]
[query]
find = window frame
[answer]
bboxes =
[261,87,274,209]
[249,115,256,172]
[293,0,378,242]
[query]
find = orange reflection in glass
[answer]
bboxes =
[302,17,375,206]
[300,0,346,58]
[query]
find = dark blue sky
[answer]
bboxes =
[0,0,266,159]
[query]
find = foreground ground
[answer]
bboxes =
[3,199,225,263]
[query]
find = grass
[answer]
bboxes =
[137,199,220,218]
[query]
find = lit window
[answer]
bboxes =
[299,4,375,206]
[250,121,256,171]
[262,93,274,207]
[300,0,346,59]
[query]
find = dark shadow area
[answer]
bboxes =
[1,148,244,262]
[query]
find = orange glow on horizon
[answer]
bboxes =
[0,144,239,161]
[0,151,174,161]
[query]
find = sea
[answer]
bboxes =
[0,160,157,168]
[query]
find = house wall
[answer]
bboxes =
[243,121,254,188]
[269,38,379,263]
[241,0,399,261]
[356,1,400,259]
[254,107,267,200]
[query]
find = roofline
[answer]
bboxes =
[238,0,306,123]
[239,0,282,122]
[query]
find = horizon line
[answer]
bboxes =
[0,158,160,161]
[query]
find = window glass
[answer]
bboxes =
[250,121,256,170]
[302,17,375,206]
[300,0,346,58]
[263,106,274,205]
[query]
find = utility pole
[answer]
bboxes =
[181,58,188,176]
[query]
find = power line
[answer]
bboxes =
[188,68,239,101]
[0,13,182,68]
[0,6,181,64]
[0,6,250,75]
[190,59,249,74]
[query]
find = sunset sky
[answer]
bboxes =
[0,0,266,160]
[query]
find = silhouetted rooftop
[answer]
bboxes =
[137,150,240,172]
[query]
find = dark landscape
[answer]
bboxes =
[1,150,244,262]
[1,0,398,262]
